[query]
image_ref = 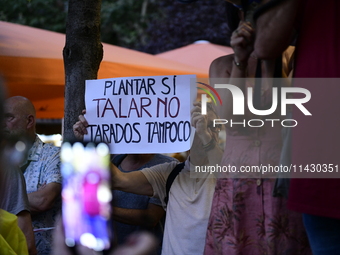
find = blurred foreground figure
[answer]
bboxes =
[3,96,62,255]
[73,110,177,254]
[0,140,37,255]
[0,80,35,254]
[253,1,340,254]
[52,217,158,255]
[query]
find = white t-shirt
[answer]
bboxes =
[141,160,216,255]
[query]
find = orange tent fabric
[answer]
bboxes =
[0,21,207,119]
[156,40,234,75]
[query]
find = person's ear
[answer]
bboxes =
[26,114,35,129]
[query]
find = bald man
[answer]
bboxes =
[3,96,61,255]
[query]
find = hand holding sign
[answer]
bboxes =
[73,109,88,140]
[84,75,197,154]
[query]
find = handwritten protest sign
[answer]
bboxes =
[84,75,197,154]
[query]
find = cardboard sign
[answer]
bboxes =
[84,75,196,154]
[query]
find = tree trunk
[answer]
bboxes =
[63,0,103,141]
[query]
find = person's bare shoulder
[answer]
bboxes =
[209,54,234,78]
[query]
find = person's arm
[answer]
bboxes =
[210,55,248,120]
[253,0,299,59]
[16,210,37,255]
[112,203,165,228]
[27,182,61,214]
[111,164,154,197]
[210,21,254,121]
[190,103,223,166]
[73,111,154,197]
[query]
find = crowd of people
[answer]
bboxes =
[1,0,340,254]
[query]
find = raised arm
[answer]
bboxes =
[210,21,254,120]
[253,0,299,59]
[190,102,223,166]
[73,111,154,196]
[111,163,154,197]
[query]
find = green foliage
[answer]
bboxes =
[0,0,159,49]
[0,0,231,53]
[142,0,231,54]
[0,0,68,33]
[100,0,160,49]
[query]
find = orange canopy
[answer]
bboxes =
[156,40,234,74]
[0,21,207,119]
